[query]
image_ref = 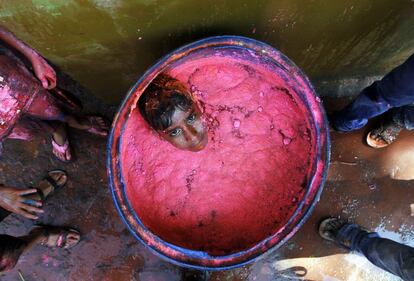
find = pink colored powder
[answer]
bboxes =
[121,55,315,255]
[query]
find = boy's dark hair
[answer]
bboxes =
[138,74,193,131]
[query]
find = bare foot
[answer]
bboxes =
[83,116,109,136]
[66,115,109,136]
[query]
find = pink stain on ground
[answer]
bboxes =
[41,254,50,265]
[121,54,316,256]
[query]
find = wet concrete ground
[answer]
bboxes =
[0,77,413,281]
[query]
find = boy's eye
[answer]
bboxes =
[187,113,196,124]
[169,128,182,137]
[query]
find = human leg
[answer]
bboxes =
[354,232,414,281]
[6,116,71,162]
[391,105,414,130]
[365,105,414,148]
[6,118,48,141]
[25,90,76,161]
[332,53,414,132]
[319,218,414,280]
[25,89,73,161]
[64,115,108,136]
[27,91,108,136]
[0,201,28,272]
[0,227,80,273]
[0,234,28,272]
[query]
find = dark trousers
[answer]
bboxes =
[339,224,414,280]
[332,53,414,131]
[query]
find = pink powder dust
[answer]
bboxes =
[121,54,315,255]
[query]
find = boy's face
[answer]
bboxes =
[159,103,208,152]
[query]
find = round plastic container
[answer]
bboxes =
[108,36,330,270]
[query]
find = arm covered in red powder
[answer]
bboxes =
[0,26,56,89]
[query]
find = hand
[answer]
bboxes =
[30,53,57,89]
[0,186,43,220]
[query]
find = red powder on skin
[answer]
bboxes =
[121,55,315,256]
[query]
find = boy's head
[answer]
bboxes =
[138,74,208,152]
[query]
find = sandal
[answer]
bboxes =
[51,137,72,162]
[37,227,80,249]
[366,119,403,149]
[85,116,109,136]
[319,217,369,250]
[35,170,68,202]
[319,217,352,249]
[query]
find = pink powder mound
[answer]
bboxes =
[121,55,315,256]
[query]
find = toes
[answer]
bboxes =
[54,151,64,160]
[65,150,72,161]
[374,136,385,142]
[53,149,70,162]
[96,117,109,129]
[65,232,80,248]
[60,174,68,185]
[54,173,67,186]
[50,171,66,183]
[69,232,80,241]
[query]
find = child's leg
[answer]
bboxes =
[0,227,80,272]
[64,115,109,136]
[27,91,108,136]
[7,118,50,141]
[25,90,67,122]
[24,91,72,161]
[7,117,71,162]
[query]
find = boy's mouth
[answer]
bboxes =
[190,134,208,151]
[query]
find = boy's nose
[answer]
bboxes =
[184,126,199,142]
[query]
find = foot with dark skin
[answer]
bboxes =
[51,124,72,162]
[50,114,109,162]
[65,115,109,136]
[22,227,80,256]
[50,115,109,162]
[0,170,67,220]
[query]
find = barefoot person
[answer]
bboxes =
[319,217,414,281]
[0,26,108,162]
[0,170,80,272]
[138,73,208,152]
[331,53,414,148]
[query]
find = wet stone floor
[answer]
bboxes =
[0,79,413,281]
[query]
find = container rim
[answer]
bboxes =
[107,35,331,270]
